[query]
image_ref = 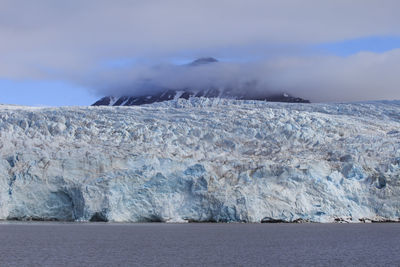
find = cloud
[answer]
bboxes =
[264,49,400,102]
[1,0,400,102]
[91,49,400,102]
[1,1,400,76]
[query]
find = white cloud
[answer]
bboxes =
[92,49,400,102]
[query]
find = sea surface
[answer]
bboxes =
[0,223,399,266]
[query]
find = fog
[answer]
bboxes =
[92,49,400,102]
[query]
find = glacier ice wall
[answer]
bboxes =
[0,98,399,222]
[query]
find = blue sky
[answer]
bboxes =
[0,80,97,106]
[316,36,400,56]
[1,1,400,105]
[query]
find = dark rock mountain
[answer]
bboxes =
[93,90,309,106]
[188,57,219,66]
[92,58,310,106]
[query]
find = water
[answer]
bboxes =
[0,223,399,266]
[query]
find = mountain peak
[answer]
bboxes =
[189,57,218,66]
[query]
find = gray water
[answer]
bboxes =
[0,223,399,266]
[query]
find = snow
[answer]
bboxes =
[174,91,185,100]
[109,96,118,106]
[0,98,399,222]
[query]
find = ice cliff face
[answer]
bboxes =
[0,98,399,222]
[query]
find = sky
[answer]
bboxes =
[1,0,400,106]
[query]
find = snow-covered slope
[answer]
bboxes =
[0,98,399,222]
[92,90,310,106]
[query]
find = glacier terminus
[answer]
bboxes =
[0,98,399,223]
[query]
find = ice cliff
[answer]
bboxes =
[0,98,399,222]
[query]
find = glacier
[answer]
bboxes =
[0,98,399,223]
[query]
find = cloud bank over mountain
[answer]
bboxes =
[93,50,400,102]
